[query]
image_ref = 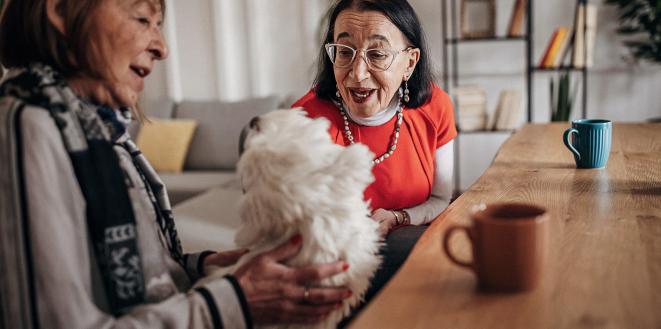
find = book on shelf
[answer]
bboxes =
[539,29,558,67]
[453,85,487,132]
[490,90,523,131]
[507,0,527,37]
[584,3,598,67]
[539,27,571,68]
[553,30,574,67]
[572,0,598,68]
[555,31,575,67]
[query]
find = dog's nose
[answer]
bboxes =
[249,116,260,130]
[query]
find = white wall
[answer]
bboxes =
[143,0,661,191]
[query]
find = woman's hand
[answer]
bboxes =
[203,248,250,268]
[371,208,397,237]
[233,235,351,325]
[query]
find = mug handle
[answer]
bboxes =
[563,128,581,161]
[442,225,475,270]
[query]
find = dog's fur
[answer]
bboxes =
[202,109,381,328]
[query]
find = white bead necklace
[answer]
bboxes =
[338,102,403,165]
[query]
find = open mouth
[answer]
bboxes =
[348,88,376,104]
[130,65,149,78]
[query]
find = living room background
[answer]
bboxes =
[142,0,661,191]
[145,0,661,121]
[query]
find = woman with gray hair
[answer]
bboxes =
[0,0,351,328]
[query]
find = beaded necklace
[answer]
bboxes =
[337,101,403,164]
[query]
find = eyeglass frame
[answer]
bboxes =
[324,43,416,72]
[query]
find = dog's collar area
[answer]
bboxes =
[336,101,403,165]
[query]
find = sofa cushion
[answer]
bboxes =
[159,171,238,205]
[136,118,197,173]
[129,98,176,138]
[176,95,278,170]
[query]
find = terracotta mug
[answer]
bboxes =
[443,202,550,292]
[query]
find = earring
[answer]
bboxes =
[336,87,341,99]
[403,79,410,103]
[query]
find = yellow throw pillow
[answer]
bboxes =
[136,118,197,173]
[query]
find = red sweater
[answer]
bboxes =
[292,84,457,211]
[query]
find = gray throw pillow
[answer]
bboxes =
[176,95,279,170]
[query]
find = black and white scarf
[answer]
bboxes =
[0,63,184,314]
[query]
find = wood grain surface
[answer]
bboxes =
[350,123,661,329]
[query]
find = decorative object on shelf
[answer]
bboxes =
[572,0,598,68]
[604,0,661,64]
[507,0,528,37]
[454,85,487,131]
[491,90,523,130]
[550,72,579,121]
[460,0,496,38]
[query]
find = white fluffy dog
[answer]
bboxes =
[205,109,382,328]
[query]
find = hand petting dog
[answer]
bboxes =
[234,234,352,325]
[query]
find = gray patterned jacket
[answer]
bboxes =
[0,95,249,328]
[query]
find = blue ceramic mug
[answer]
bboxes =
[563,119,612,168]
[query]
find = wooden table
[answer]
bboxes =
[350,123,661,329]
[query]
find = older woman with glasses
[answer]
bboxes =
[293,0,457,305]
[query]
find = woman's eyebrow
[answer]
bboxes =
[132,0,165,23]
[132,0,161,15]
[337,32,351,41]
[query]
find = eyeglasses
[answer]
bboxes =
[325,43,414,71]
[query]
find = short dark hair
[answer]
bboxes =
[0,0,165,78]
[313,0,434,108]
